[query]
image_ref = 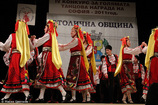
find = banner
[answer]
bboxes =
[16,4,36,25]
[47,14,138,75]
[49,0,136,17]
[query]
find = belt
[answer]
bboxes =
[123,60,132,63]
[71,51,81,56]
[42,47,51,52]
[87,58,90,61]
[12,49,20,53]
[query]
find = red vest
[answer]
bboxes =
[134,64,143,79]
[122,47,132,60]
[105,54,118,73]
[70,38,82,52]
[11,33,16,49]
[154,40,158,52]
[43,33,52,47]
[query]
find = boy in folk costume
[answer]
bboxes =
[133,55,145,103]
[0,20,34,102]
[83,31,96,102]
[32,20,68,102]
[114,36,147,104]
[59,25,92,102]
[102,45,119,103]
[98,55,109,103]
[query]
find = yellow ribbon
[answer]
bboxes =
[51,28,62,69]
[90,49,97,75]
[114,45,123,77]
[145,29,155,71]
[16,21,30,68]
[78,30,89,72]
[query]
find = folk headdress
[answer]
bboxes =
[83,31,93,45]
[114,36,129,77]
[47,19,62,69]
[83,31,96,75]
[72,25,89,72]
[15,20,30,68]
[145,28,157,71]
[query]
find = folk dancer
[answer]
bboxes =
[0,20,34,102]
[83,31,96,102]
[59,25,92,102]
[32,20,68,103]
[114,36,147,104]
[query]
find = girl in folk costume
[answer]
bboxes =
[83,31,96,102]
[32,20,68,102]
[59,25,92,102]
[114,36,147,104]
[0,20,34,102]
[145,28,158,86]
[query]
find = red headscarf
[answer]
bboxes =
[120,36,129,46]
[73,25,83,41]
[47,20,58,37]
[15,20,30,35]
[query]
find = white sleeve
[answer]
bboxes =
[29,39,35,51]
[124,46,142,55]
[101,58,108,74]
[33,33,50,47]
[0,34,12,52]
[142,46,148,54]
[85,45,92,56]
[59,38,78,51]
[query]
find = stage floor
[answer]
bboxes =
[0,103,145,105]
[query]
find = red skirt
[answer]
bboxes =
[36,51,62,88]
[1,53,30,93]
[120,62,137,93]
[149,57,158,85]
[66,55,91,91]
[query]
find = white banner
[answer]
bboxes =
[49,0,136,17]
[47,13,138,76]
[16,4,36,25]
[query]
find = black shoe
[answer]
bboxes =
[35,98,45,103]
[69,98,77,103]
[25,94,33,103]
[1,98,9,103]
[61,93,70,103]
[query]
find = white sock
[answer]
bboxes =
[82,90,87,102]
[58,85,66,100]
[87,91,91,101]
[122,93,127,101]
[38,87,46,99]
[142,94,147,100]
[23,91,29,97]
[4,93,11,99]
[126,91,132,102]
[70,90,76,101]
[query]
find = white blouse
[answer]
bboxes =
[0,34,34,52]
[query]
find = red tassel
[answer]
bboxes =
[154,29,158,40]
[47,21,54,33]
[15,20,19,32]
[87,32,93,45]
[79,29,83,41]
[55,28,58,37]
[26,24,30,35]
[120,36,129,46]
